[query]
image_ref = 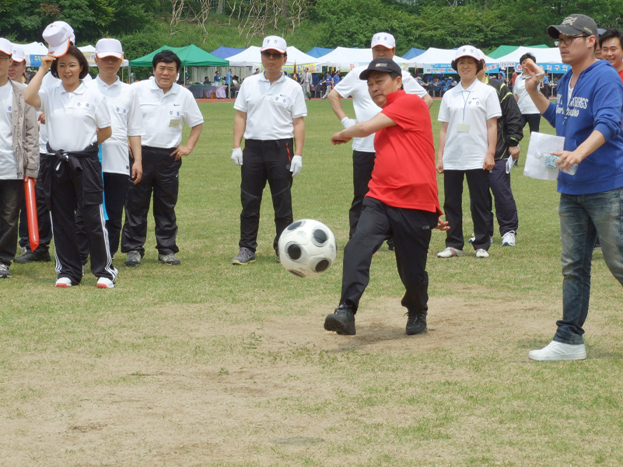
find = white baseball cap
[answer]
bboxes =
[0,38,12,56]
[42,21,76,57]
[261,36,287,54]
[96,38,123,59]
[371,32,396,49]
[454,45,480,62]
[11,46,25,62]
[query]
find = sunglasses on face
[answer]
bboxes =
[261,51,285,59]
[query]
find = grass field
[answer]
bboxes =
[1,99,623,467]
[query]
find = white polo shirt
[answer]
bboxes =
[513,74,541,115]
[438,79,501,171]
[38,81,111,153]
[87,76,144,175]
[334,66,428,152]
[234,72,307,140]
[0,81,17,180]
[132,77,204,149]
[39,72,92,154]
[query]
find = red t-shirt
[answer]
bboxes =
[618,68,623,83]
[367,90,442,214]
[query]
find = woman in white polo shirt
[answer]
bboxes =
[436,45,502,258]
[25,45,116,288]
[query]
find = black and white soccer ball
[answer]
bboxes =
[278,219,337,278]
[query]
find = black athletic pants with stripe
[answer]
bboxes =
[443,169,492,251]
[121,146,180,256]
[41,153,116,284]
[18,156,52,254]
[340,197,438,314]
[239,138,294,253]
[76,172,129,263]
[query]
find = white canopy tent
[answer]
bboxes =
[409,47,500,74]
[495,46,569,73]
[317,47,409,71]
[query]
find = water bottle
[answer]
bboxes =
[535,152,578,175]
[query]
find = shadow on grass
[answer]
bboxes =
[329,324,427,353]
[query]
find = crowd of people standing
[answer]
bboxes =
[1,16,622,362]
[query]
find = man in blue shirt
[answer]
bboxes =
[225,68,232,98]
[523,14,623,361]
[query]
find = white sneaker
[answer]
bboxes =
[502,231,516,247]
[97,277,115,289]
[437,247,464,258]
[55,277,72,287]
[476,249,489,258]
[528,341,586,361]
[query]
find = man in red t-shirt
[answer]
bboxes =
[325,58,448,336]
[599,28,623,81]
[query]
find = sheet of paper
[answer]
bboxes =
[523,131,565,181]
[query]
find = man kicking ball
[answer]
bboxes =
[325,58,448,336]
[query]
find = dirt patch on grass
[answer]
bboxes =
[0,294,594,466]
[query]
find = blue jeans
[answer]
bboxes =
[554,188,623,344]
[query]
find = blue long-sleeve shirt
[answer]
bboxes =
[543,60,623,195]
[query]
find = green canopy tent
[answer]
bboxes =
[130,44,229,84]
[487,44,549,59]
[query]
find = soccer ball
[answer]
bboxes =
[278,219,337,278]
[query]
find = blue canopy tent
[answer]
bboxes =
[402,47,425,60]
[210,46,246,59]
[306,47,334,58]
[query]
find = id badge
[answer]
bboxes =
[169,119,180,127]
[457,123,470,133]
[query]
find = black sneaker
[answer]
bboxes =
[14,249,51,263]
[324,305,356,335]
[406,310,427,335]
[158,253,181,265]
[275,248,280,263]
[125,251,142,267]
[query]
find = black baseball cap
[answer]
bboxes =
[360,58,402,80]
[548,14,598,39]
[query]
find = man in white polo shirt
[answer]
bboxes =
[231,35,306,264]
[8,47,26,83]
[122,50,203,266]
[76,38,143,263]
[513,52,542,165]
[327,32,433,244]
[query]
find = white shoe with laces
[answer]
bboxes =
[96,277,115,289]
[502,231,516,246]
[476,249,489,258]
[437,247,464,258]
[528,341,586,361]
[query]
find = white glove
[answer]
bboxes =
[231,148,243,166]
[340,117,357,129]
[290,155,302,177]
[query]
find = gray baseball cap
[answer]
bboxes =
[548,14,598,39]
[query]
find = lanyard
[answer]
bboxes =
[460,90,472,122]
